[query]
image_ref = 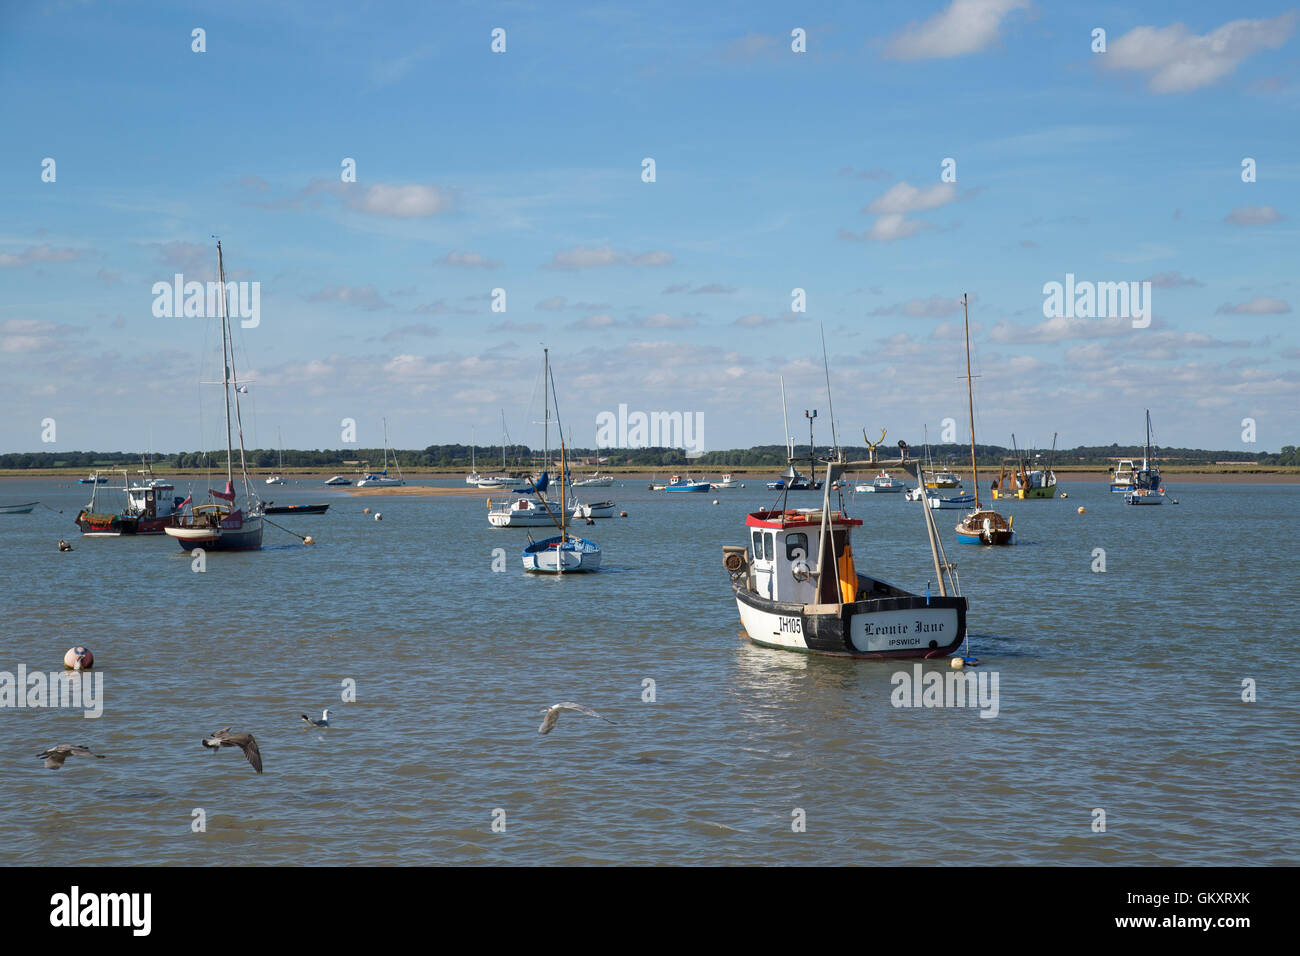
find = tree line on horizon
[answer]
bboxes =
[3,442,1298,469]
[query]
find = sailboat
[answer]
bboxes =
[953,293,1015,546]
[1124,410,1166,505]
[266,427,286,484]
[356,418,405,487]
[164,240,264,551]
[521,349,601,573]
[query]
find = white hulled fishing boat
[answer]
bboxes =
[726,331,967,658]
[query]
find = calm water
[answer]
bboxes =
[1,476,1296,865]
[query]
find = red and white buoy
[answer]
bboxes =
[64,646,94,670]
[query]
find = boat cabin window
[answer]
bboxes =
[785,532,808,561]
[764,533,774,560]
[752,530,763,558]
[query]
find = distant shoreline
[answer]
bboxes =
[7,467,1299,486]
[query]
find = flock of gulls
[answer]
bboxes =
[36,701,615,773]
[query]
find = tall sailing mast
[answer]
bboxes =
[217,241,235,490]
[962,292,981,510]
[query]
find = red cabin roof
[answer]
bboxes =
[746,509,862,530]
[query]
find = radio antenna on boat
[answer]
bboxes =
[779,375,793,461]
[820,324,838,456]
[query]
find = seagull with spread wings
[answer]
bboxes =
[201,728,263,773]
[537,702,615,735]
[37,744,105,770]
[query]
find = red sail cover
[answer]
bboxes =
[210,481,235,501]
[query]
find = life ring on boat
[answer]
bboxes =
[791,559,811,581]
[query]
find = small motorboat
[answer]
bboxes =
[523,533,601,573]
[264,502,330,515]
[854,470,906,493]
[572,471,614,488]
[324,475,352,486]
[0,501,38,515]
[711,473,742,489]
[77,474,107,485]
[572,500,615,519]
[664,474,711,493]
[265,475,286,485]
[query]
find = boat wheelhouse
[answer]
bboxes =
[726,472,966,659]
[1109,459,1135,493]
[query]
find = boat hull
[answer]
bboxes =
[165,515,263,551]
[665,483,710,493]
[264,503,330,515]
[1,502,38,515]
[733,574,966,659]
[522,535,601,573]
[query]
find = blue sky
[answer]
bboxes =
[1,0,1296,457]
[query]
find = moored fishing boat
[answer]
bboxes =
[163,240,263,552]
[1109,459,1135,493]
[953,293,1015,546]
[726,329,967,658]
[992,433,1058,499]
[75,470,189,535]
[926,468,961,489]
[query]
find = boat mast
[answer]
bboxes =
[220,243,256,505]
[216,241,235,490]
[543,348,550,471]
[779,375,793,461]
[962,292,981,509]
[1144,409,1152,469]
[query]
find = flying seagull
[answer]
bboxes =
[201,727,263,773]
[37,744,104,770]
[300,709,330,727]
[537,702,615,735]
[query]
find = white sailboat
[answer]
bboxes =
[164,240,264,551]
[520,349,601,573]
[266,427,286,484]
[356,418,405,487]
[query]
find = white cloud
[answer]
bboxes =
[439,251,501,269]
[1104,14,1297,93]
[544,246,674,269]
[547,245,622,270]
[306,285,391,311]
[865,182,959,215]
[1216,297,1291,315]
[1225,205,1284,226]
[0,245,82,268]
[884,0,1029,60]
[349,184,452,218]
